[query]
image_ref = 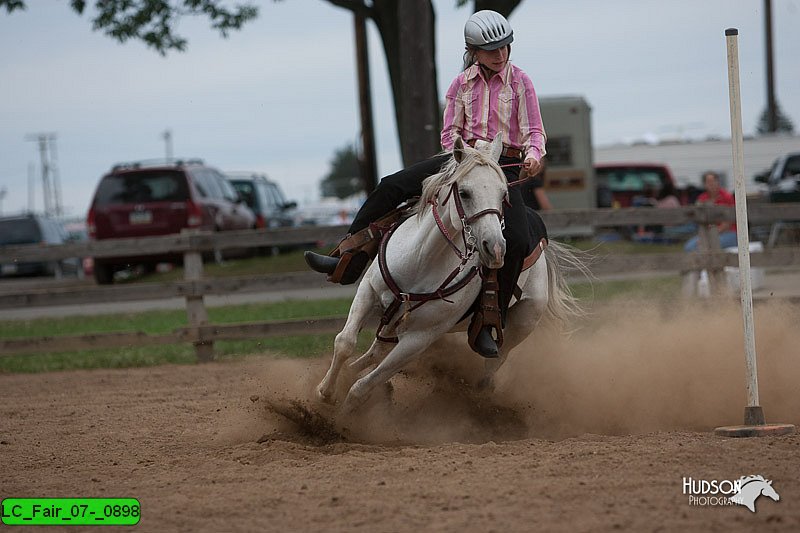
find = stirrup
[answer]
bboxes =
[324,206,409,284]
[467,269,504,356]
[327,250,370,285]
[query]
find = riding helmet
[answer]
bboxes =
[464,10,514,51]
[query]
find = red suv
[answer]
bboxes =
[87,159,255,284]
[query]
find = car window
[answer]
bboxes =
[270,182,288,205]
[0,218,42,245]
[260,183,278,209]
[192,169,223,199]
[216,173,240,203]
[596,168,665,192]
[94,171,189,206]
[784,155,800,178]
[231,181,257,210]
[267,183,285,207]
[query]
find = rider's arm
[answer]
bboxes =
[515,69,546,163]
[441,74,466,152]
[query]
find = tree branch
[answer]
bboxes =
[322,0,374,20]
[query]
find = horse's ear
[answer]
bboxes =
[453,136,465,163]
[489,133,503,162]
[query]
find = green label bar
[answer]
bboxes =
[1,498,140,526]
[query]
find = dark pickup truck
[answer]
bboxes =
[755,151,800,202]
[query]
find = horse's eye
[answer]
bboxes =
[458,190,472,200]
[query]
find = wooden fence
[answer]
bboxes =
[1,203,799,359]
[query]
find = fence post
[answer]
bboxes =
[182,229,214,362]
[697,214,725,295]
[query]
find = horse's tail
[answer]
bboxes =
[543,240,593,329]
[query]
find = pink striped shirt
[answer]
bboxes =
[441,62,546,162]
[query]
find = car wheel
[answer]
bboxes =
[94,262,115,285]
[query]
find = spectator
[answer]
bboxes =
[655,181,681,208]
[520,159,553,211]
[683,171,737,252]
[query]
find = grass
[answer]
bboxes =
[0,297,374,374]
[1,239,684,374]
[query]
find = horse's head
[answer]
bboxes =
[447,134,508,269]
[760,480,780,502]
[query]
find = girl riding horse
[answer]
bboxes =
[305,10,546,358]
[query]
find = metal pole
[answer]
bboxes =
[764,0,777,132]
[163,129,173,162]
[354,13,378,194]
[37,135,53,216]
[725,28,761,417]
[49,134,63,217]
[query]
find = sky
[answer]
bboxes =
[1,0,799,218]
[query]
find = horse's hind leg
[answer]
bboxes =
[349,337,394,374]
[480,261,549,390]
[317,284,378,403]
[342,333,434,413]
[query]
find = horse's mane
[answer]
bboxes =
[739,475,769,486]
[414,145,505,218]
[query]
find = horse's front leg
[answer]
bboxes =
[342,332,436,413]
[317,283,378,403]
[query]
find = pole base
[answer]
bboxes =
[715,406,795,437]
[744,406,766,425]
[714,423,795,438]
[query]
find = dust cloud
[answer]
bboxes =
[231,298,800,445]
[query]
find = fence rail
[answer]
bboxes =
[2,203,799,359]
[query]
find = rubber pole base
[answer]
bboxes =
[715,406,795,437]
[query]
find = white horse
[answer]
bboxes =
[317,135,585,412]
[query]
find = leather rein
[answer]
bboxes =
[375,181,505,343]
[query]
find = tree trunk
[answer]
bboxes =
[372,0,440,166]
[474,0,522,18]
[325,0,526,167]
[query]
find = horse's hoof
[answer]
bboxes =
[316,386,334,404]
[476,376,494,392]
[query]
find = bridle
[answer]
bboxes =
[375,179,506,343]
[431,181,506,266]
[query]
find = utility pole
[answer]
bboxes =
[163,129,173,161]
[354,12,377,193]
[28,162,35,213]
[25,133,60,217]
[0,186,6,216]
[50,136,63,216]
[764,0,778,132]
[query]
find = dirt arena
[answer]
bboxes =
[2,298,800,532]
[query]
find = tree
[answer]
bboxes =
[0,0,258,55]
[756,104,795,135]
[320,144,362,199]
[326,0,523,167]
[3,0,525,166]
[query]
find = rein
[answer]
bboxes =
[499,161,533,188]
[375,181,503,343]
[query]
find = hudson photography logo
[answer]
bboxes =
[682,475,781,512]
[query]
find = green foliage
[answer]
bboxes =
[0,0,258,54]
[756,103,795,134]
[320,143,363,199]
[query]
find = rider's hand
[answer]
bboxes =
[522,156,542,178]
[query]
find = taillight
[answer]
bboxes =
[87,208,97,239]
[255,214,266,229]
[186,201,203,227]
